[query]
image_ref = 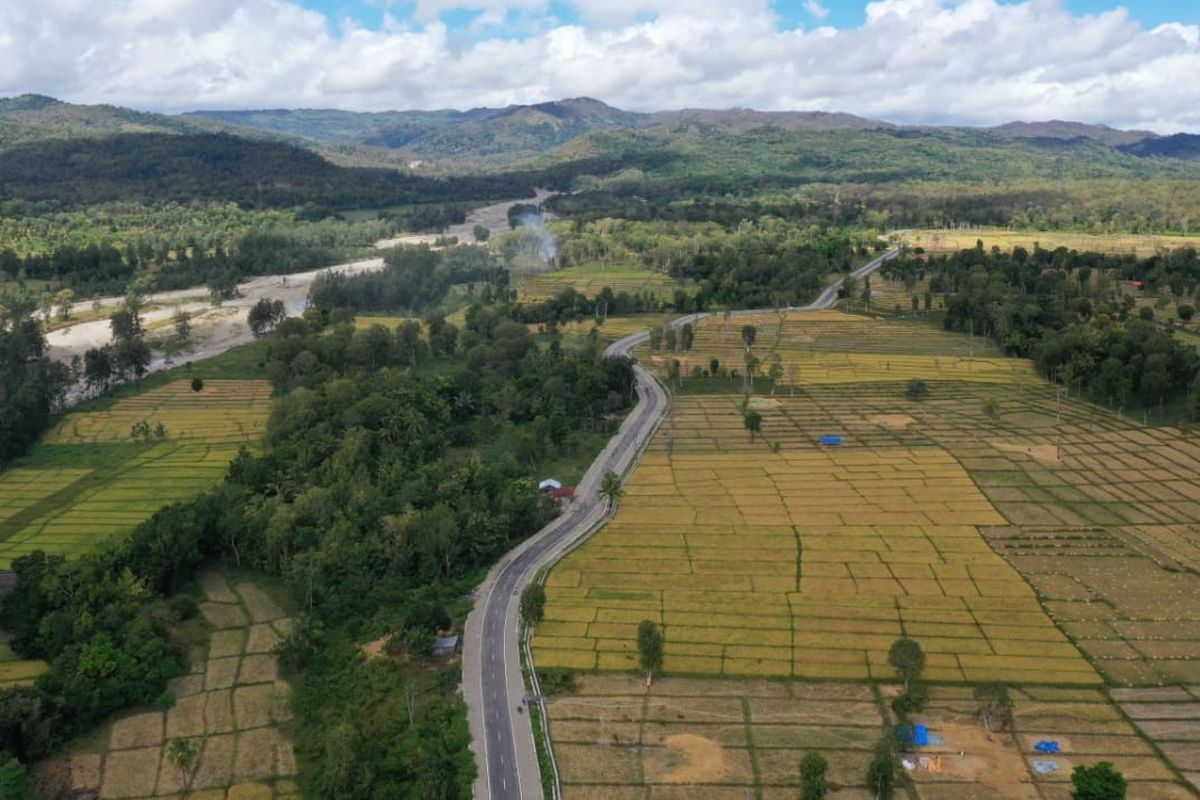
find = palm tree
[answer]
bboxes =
[599,470,623,508]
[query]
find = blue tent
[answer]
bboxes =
[896,724,929,747]
[819,435,843,446]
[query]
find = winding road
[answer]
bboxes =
[464,248,899,800]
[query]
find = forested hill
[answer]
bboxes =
[0,132,545,209]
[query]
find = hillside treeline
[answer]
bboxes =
[0,247,635,798]
[0,133,544,210]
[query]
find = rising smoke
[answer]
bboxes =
[517,212,558,263]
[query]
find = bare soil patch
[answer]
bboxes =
[868,414,917,429]
[643,733,730,784]
[908,722,1038,799]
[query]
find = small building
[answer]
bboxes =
[433,634,460,658]
[547,486,576,503]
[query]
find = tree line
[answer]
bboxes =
[888,243,1200,415]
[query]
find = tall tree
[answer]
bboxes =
[636,620,664,685]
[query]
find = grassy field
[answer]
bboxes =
[0,379,270,569]
[0,630,46,690]
[901,229,1200,257]
[516,262,687,302]
[39,572,299,799]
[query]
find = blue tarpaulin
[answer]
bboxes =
[819,436,843,446]
[1034,740,1060,753]
[896,724,929,746]
[1033,760,1060,774]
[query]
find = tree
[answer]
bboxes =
[888,637,925,691]
[473,224,490,242]
[600,470,623,508]
[636,620,664,685]
[974,683,1013,737]
[649,327,663,352]
[173,310,192,341]
[1178,304,1195,322]
[165,736,200,795]
[744,410,763,442]
[54,289,75,321]
[520,583,546,627]
[680,322,695,352]
[800,751,828,800]
[0,752,29,800]
[1071,762,1127,800]
[905,377,928,401]
[191,377,204,392]
[866,734,896,799]
[767,355,784,392]
[982,397,1000,419]
[248,297,286,338]
[741,324,757,351]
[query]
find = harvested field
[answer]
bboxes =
[40,573,298,799]
[548,676,889,798]
[0,380,270,568]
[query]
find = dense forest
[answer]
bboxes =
[0,134,546,210]
[0,245,636,798]
[885,244,1200,413]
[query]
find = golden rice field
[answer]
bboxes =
[534,433,1098,685]
[901,228,1200,257]
[0,380,270,569]
[517,262,684,301]
[530,314,675,340]
[637,310,1037,386]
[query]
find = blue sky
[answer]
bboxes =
[297,0,1198,34]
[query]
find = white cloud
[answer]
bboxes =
[803,0,829,21]
[0,0,1198,132]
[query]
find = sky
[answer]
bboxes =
[1,0,1199,131]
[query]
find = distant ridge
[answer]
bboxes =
[1,93,1193,172]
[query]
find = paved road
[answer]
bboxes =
[464,248,899,799]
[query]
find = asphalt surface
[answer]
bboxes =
[464,248,899,800]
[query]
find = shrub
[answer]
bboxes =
[1071,761,1127,799]
[191,377,204,392]
[800,751,828,800]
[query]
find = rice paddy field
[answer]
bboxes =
[637,310,1035,387]
[40,572,299,799]
[0,379,271,569]
[517,262,687,301]
[545,675,1192,799]
[900,229,1200,258]
[536,308,1200,797]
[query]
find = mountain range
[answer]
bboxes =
[3,94,1197,173]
